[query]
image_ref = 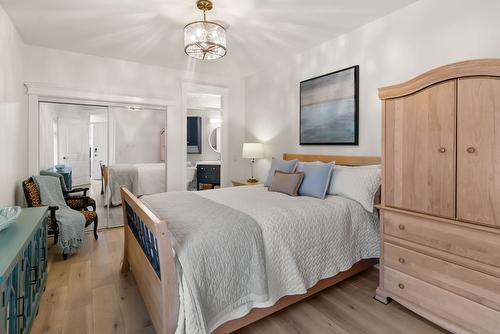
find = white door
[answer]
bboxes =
[58,116,90,186]
[91,122,108,180]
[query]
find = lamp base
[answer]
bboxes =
[246,178,259,183]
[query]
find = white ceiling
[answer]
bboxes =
[2,0,418,76]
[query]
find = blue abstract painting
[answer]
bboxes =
[300,66,359,145]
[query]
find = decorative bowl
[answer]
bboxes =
[55,164,65,171]
[0,206,21,232]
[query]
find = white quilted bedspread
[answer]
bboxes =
[146,185,380,334]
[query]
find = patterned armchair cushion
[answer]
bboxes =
[23,178,42,207]
[66,196,96,211]
[82,210,97,224]
[23,177,97,236]
[23,178,59,232]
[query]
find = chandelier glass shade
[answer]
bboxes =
[184,0,227,60]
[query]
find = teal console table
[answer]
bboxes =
[0,207,48,334]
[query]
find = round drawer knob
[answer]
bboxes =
[398,224,405,230]
[438,147,446,153]
[398,283,405,289]
[467,147,476,154]
[398,258,405,264]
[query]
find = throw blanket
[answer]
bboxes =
[109,163,166,206]
[141,192,268,333]
[39,170,69,191]
[34,176,85,255]
[109,165,139,206]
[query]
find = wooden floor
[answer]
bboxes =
[31,228,449,334]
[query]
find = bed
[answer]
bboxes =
[120,154,381,334]
[108,162,165,205]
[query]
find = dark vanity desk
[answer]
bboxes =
[196,164,220,190]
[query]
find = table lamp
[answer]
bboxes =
[242,143,264,183]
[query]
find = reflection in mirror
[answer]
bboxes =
[209,126,221,153]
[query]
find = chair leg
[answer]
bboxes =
[54,232,59,245]
[93,216,99,240]
[63,253,68,260]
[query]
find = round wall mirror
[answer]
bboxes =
[208,126,221,153]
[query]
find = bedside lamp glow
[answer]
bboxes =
[242,143,264,183]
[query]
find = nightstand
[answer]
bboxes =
[232,180,262,186]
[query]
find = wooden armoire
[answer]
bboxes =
[375,59,500,334]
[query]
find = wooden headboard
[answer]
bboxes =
[283,153,381,166]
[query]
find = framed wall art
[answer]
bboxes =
[300,65,359,145]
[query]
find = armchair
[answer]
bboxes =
[40,170,96,211]
[23,177,98,259]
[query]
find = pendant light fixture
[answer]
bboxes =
[184,0,227,60]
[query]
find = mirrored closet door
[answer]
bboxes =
[106,106,167,227]
[38,102,167,230]
[39,102,110,228]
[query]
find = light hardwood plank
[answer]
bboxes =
[92,284,124,334]
[62,304,92,334]
[30,286,68,334]
[66,261,92,310]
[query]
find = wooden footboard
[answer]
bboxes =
[120,187,178,334]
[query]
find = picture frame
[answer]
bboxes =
[299,65,359,145]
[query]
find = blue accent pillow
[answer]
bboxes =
[265,158,299,187]
[296,162,335,199]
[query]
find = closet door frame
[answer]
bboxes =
[26,83,171,178]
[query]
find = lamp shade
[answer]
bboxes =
[242,143,264,159]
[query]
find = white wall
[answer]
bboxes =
[0,5,27,206]
[110,108,166,164]
[245,0,500,181]
[23,45,248,191]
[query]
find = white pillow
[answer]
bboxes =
[328,165,381,212]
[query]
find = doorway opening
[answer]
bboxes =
[182,83,228,191]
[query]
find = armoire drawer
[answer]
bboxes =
[384,242,500,311]
[384,267,500,334]
[383,210,500,268]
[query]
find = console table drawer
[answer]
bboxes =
[383,210,500,267]
[384,267,500,334]
[384,242,500,311]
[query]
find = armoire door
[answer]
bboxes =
[384,80,456,218]
[457,78,500,228]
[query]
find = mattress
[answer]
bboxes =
[109,163,165,205]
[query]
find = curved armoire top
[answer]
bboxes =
[378,59,500,99]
